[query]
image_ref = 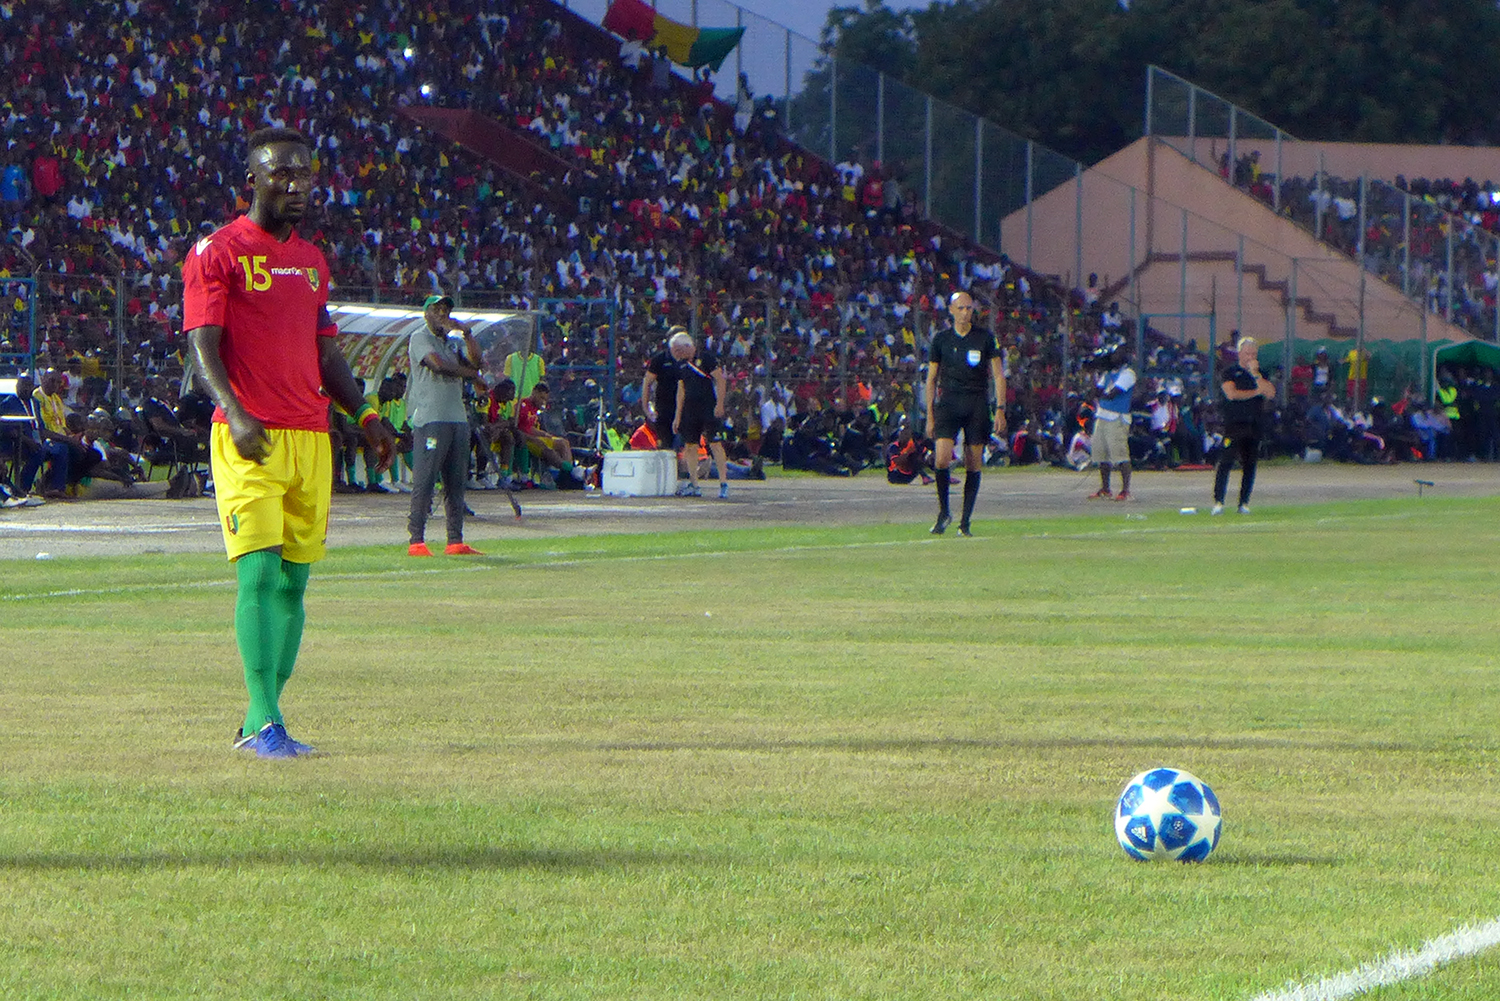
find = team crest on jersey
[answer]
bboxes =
[306,267,320,292]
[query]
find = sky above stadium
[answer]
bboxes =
[568,0,925,99]
[734,0,924,46]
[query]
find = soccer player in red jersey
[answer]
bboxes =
[184,127,394,758]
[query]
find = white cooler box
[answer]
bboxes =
[601,450,676,497]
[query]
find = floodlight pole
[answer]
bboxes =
[1235,234,1245,337]
[114,265,125,408]
[829,60,837,164]
[1023,140,1034,270]
[1283,259,1297,408]
[1446,223,1455,326]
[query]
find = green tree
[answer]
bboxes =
[810,0,1500,164]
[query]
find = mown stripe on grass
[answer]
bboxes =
[0,536,944,603]
[1248,917,1500,1001]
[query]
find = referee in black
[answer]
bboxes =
[924,291,1006,536]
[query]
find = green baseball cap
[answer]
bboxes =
[423,294,454,309]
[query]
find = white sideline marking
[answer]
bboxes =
[0,520,218,534]
[1247,917,1500,1001]
[0,537,938,603]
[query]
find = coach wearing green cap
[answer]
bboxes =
[406,293,487,556]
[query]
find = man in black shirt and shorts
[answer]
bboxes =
[671,330,731,498]
[1212,335,1275,515]
[641,327,684,450]
[924,291,1006,535]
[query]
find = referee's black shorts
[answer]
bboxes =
[931,394,992,443]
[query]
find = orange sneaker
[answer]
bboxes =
[444,542,484,555]
[408,542,434,557]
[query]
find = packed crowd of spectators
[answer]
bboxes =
[1218,150,1500,338]
[0,0,1146,418]
[18,0,1423,509]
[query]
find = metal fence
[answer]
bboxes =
[7,257,1434,433]
[546,2,1458,406]
[0,271,182,411]
[1146,65,1500,346]
[558,0,1085,262]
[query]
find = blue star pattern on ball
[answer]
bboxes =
[1114,768,1222,862]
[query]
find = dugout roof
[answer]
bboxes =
[329,302,537,384]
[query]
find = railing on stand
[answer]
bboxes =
[1146,65,1500,352]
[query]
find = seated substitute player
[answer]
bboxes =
[670,329,730,498]
[483,376,518,486]
[924,291,1006,535]
[517,381,587,485]
[184,126,394,759]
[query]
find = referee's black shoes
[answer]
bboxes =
[930,513,952,535]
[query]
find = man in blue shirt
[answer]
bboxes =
[0,161,27,221]
[1090,341,1137,501]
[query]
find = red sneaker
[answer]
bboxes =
[444,542,484,556]
[1113,490,1132,502]
[407,542,433,557]
[1089,488,1113,500]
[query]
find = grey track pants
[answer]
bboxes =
[408,421,469,544]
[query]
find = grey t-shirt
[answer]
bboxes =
[406,328,470,426]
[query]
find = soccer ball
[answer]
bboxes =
[1114,767,1222,862]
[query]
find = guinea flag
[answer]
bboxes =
[602,0,745,72]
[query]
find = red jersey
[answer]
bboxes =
[517,399,541,435]
[181,215,336,431]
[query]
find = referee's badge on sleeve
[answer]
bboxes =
[967,349,982,367]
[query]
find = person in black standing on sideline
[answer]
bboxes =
[641,326,685,450]
[670,329,731,498]
[1212,335,1276,515]
[924,291,1006,536]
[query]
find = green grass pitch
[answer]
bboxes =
[1,498,1497,1000]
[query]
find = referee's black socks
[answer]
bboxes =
[961,470,980,526]
[935,467,951,515]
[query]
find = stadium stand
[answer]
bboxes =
[1217,153,1500,338]
[0,1,1126,426]
[9,0,1483,496]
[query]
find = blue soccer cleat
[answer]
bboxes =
[281,728,317,756]
[238,721,298,759]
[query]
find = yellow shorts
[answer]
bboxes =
[211,423,332,563]
[525,433,566,457]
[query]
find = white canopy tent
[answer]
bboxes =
[182,302,539,394]
[329,302,539,385]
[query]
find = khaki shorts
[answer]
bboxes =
[211,423,332,563]
[1091,415,1130,466]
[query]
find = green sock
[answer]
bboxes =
[274,560,310,703]
[235,550,283,736]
